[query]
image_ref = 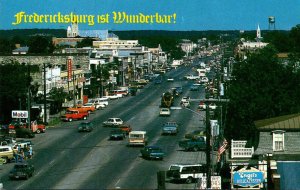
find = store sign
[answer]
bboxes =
[233,171,264,187]
[11,110,28,118]
[67,57,72,82]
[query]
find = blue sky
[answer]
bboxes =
[0,0,299,31]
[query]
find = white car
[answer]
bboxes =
[167,77,174,82]
[103,118,124,127]
[83,102,101,110]
[103,95,119,100]
[209,103,217,110]
[181,97,190,103]
[159,108,171,116]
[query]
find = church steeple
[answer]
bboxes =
[256,24,262,42]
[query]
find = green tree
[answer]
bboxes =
[48,87,68,114]
[0,38,13,54]
[28,35,53,54]
[76,37,95,48]
[225,45,300,141]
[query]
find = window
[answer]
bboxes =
[273,130,285,151]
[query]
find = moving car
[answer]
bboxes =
[78,122,94,132]
[118,124,132,135]
[159,108,171,117]
[9,162,34,180]
[103,118,124,127]
[140,146,164,160]
[109,129,126,140]
[161,122,178,135]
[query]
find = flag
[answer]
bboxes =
[217,138,228,162]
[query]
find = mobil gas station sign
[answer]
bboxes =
[233,171,264,187]
[11,110,28,118]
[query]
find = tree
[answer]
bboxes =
[28,35,52,54]
[48,87,68,114]
[0,38,13,54]
[225,45,300,141]
[0,62,37,123]
[76,37,95,48]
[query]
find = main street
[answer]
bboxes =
[1,60,214,189]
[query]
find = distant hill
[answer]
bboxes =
[0,29,66,39]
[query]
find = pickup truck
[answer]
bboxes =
[8,121,46,134]
[61,110,88,122]
[178,137,206,151]
[67,106,94,114]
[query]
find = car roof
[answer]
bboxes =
[129,131,146,134]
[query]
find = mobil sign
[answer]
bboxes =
[11,110,28,118]
[233,170,264,187]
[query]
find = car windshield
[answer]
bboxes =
[169,166,180,171]
[80,122,91,127]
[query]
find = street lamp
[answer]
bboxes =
[43,63,47,124]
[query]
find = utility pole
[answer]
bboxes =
[27,63,31,128]
[43,63,47,124]
[190,98,229,188]
[73,71,76,107]
[205,100,212,187]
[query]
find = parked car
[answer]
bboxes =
[190,84,200,91]
[83,102,101,110]
[159,108,171,116]
[198,101,206,110]
[78,122,94,132]
[140,146,164,160]
[179,137,206,151]
[166,164,206,183]
[185,129,206,139]
[82,103,97,112]
[61,110,89,122]
[9,162,34,180]
[109,129,126,140]
[162,122,178,135]
[167,77,174,82]
[103,118,124,127]
[0,146,14,164]
[209,103,217,110]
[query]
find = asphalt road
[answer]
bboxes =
[0,60,214,189]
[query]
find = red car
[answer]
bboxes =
[118,124,132,135]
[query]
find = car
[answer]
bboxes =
[180,100,190,108]
[83,102,100,110]
[162,122,178,135]
[190,84,200,91]
[179,137,206,151]
[159,108,171,116]
[78,122,94,132]
[184,129,206,139]
[103,118,124,127]
[154,78,162,84]
[15,139,33,149]
[209,103,217,110]
[9,162,34,180]
[118,124,132,135]
[167,77,174,82]
[200,77,209,83]
[109,129,126,140]
[181,97,190,103]
[0,146,14,164]
[140,146,164,160]
[166,164,206,183]
[198,101,206,110]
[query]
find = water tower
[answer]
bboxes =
[268,16,276,30]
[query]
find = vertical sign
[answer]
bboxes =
[67,57,72,82]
